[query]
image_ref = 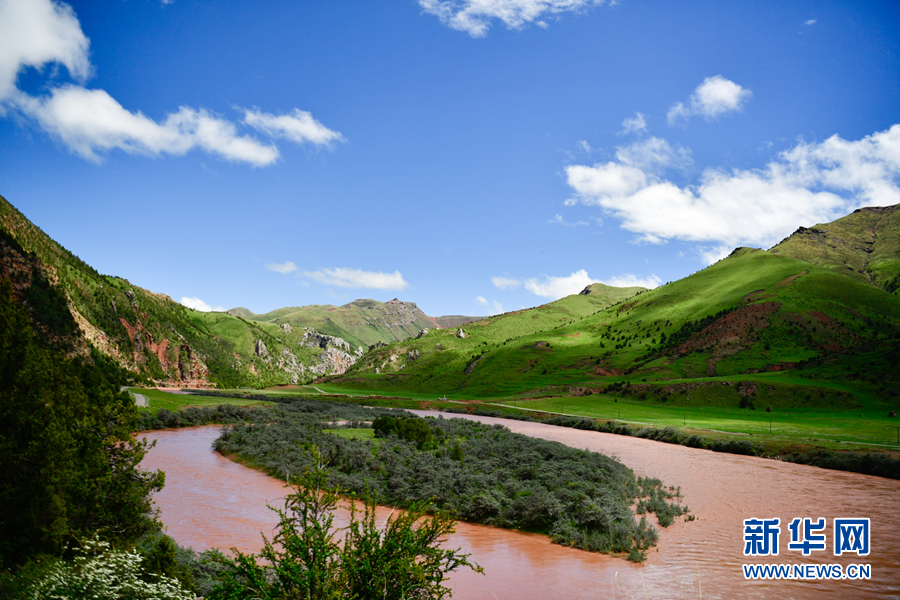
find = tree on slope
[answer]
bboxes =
[0,278,163,568]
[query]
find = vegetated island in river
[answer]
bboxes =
[168,399,691,562]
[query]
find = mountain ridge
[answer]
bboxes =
[0,193,483,388]
[769,204,899,294]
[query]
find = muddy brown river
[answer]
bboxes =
[141,413,899,599]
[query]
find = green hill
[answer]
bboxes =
[769,204,899,294]
[0,194,358,387]
[237,298,483,350]
[332,223,900,413]
[0,193,485,389]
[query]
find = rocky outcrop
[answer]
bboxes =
[408,349,420,362]
[307,347,357,376]
[255,339,269,359]
[280,323,292,334]
[456,328,467,339]
[416,328,429,339]
[174,343,209,386]
[464,356,482,374]
[276,348,304,384]
[301,328,351,353]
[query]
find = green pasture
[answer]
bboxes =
[310,369,900,452]
[325,428,376,442]
[130,388,275,412]
[498,395,900,448]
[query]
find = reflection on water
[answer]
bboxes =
[141,415,899,599]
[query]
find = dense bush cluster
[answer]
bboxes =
[137,395,386,431]
[138,405,272,430]
[214,403,689,560]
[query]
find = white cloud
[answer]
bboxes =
[565,124,900,259]
[181,297,225,312]
[267,260,298,274]
[524,269,661,300]
[697,245,733,265]
[303,268,409,291]
[491,276,521,290]
[0,0,90,102]
[419,0,607,37]
[620,112,647,135]
[613,136,692,172]
[603,274,662,289]
[15,87,280,165]
[805,19,816,26]
[549,213,588,226]
[475,296,503,314]
[525,269,596,299]
[578,140,591,152]
[667,76,752,125]
[243,108,345,147]
[564,137,690,209]
[1,0,340,166]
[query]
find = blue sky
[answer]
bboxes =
[1,0,898,318]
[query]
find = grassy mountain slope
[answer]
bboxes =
[769,204,899,294]
[235,298,483,349]
[337,284,649,394]
[0,194,341,387]
[333,247,900,410]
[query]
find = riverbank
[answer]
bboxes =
[141,418,900,599]
[136,389,900,480]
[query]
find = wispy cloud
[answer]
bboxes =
[614,136,692,172]
[804,19,816,26]
[549,213,588,227]
[1,0,341,166]
[667,76,752,125]
[491,276,521,290]
[303,267,409,291]
[181,297,225,312]
[267,260,298,274]
[476,296,503,315]
[619,112,647,135]
[565,124,900,259]
[243,108,345,147]
[419,0,609,38]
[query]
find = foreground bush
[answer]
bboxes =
[28,538,193,600]
[208,448,481,600]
